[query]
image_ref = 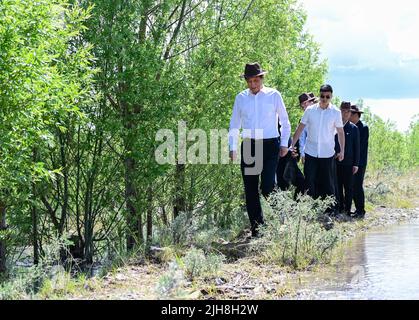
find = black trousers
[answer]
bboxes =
[276,153,290,191]
[276,153,305,196]
[336,164,354,213]
[353,166,366,214]
[304,154,336,206]
[332,159,340,203]
[241,138,279,235]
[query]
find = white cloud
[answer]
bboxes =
[363,98,419,131]
[299,1,419,130]
[301,0,419,68]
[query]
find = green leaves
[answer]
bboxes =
[0,0,94,266]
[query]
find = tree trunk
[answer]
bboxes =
[125,155,142,250]
[0,202,7,276]
[58,130,69,235]
[31,204,39,265]
[84,219,93,265]
[146,186,153,243]
[32,149,39,266]
[173,163,186,219]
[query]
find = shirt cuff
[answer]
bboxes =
[280,137,289,148]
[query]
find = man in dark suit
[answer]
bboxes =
[350,105,369,219]
[334,102,360,214]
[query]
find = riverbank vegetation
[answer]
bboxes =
[0,0,418,300]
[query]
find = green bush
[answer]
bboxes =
[156,209,248,250]
[251,191,340,270]
[155,261,186,299]
[182,248,225,280]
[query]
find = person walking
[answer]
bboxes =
[290,84,345,214]
[276,92,315,194]
[298,92,317,165]
[334,102,360,214]
[350,105,369,219]
[229,63,291,237]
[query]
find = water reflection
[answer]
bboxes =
[288,221,419,300]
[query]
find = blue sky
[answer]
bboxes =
[301,0,419,131]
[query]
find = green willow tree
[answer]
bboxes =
[361,106,417,173]
[0,0,93,276]
[77,0,327,250]
[1,0,329,275]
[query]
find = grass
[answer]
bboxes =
[364,167,419,210]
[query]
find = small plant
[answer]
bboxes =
[155,261,186,299]
[251,190,340,270]
[182,248,225,280]
[37,270,80,299]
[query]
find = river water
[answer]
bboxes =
[288,220,419,300]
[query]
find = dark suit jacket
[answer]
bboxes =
[356,120,369,167]
[335,121,360,167]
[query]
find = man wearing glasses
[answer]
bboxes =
[290,85,345,214]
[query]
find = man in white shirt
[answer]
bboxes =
[229,63,291,237]
[291,85,345,212]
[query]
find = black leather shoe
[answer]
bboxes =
[317,214,334,230]
[352,211,365,219]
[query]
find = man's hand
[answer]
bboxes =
[352,166,359,175]
[229,151,237,162]
[337,152,344,162]
[290,146,298,158]
[279,147,289,158]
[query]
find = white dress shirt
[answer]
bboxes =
[301,103,343,158]
[228,87,291,151]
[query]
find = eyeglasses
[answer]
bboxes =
[320,95,331,99]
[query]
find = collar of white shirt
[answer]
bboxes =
[317,102,333,110]
[247,86,269,96]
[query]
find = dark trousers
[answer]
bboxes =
[332,159,340,203]
[304,154,336,208]
[336,164,354,213]
[276,153,305,196]
[276,154,290,191]
[353,166,366,214]
[241,138,279,235]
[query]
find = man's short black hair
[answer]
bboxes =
[320,84,333,93]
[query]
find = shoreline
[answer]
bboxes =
[63,204,419,300]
